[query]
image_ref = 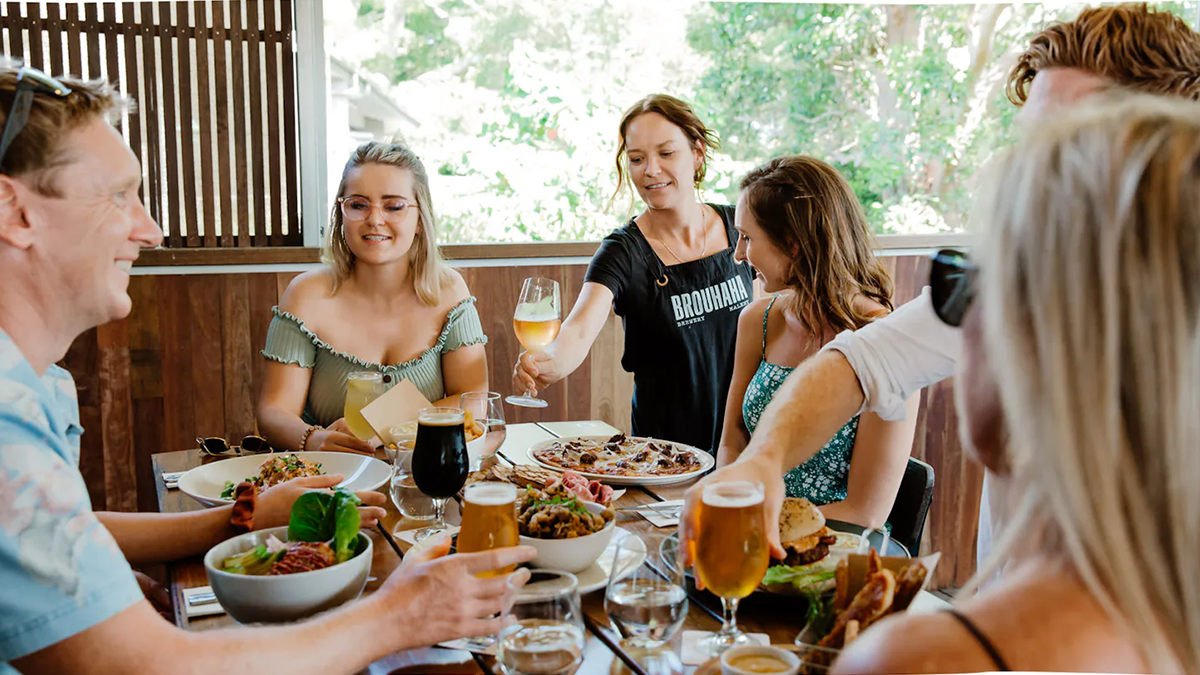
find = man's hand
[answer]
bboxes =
[679,453,786,589]
[379,534,537,649]
[311,419,377,455]
[257,475,387,529]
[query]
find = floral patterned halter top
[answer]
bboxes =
[741,295,858,505]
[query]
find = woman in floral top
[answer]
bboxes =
[717,156,918,528]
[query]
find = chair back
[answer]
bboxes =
[887,457,935,554]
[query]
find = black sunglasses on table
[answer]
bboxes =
[929,248,976,328]
[0,66,73,172]
[197,435,274,457]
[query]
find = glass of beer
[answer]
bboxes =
[507,277,561,409]
[455,481,521,652]
[693,480,770,657]
[498,570,585,675]
[410,407,469,541]
[344,371,383,441]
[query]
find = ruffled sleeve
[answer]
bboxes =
[442,297,488,353]
[261,307,318,368]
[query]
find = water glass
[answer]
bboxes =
[605,534,688,649]
[498,570,585,675]
[390,440,436,522]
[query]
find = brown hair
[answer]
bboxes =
[739,155,893,336]
[1007,3,1200,106]
[609,94,719,212]
[323,140,453,304]
[0,58,129,196]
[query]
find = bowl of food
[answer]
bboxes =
[204,488,372,623]
[516,480,616,573]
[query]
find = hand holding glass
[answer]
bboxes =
[508,277,561,409]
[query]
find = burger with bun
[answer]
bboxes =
[761,498,840,592]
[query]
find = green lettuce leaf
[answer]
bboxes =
[287,488,362,562]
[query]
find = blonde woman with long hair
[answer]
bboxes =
[257,141,488,454]
[834,96,1200,674]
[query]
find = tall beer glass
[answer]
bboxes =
[507,277,561,409]
[344,371,383,441]
[411,407,469,541]
[457,482,520,576]
[693,480,769,657]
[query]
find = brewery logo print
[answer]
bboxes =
[670,276,750,327]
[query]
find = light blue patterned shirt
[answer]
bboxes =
[0,328,143,671]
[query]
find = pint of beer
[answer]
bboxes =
[694,481,769,600]
[457,482,520,577]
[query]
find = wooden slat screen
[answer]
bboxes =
[0,1,303,247]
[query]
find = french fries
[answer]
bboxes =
[798,550,928,673]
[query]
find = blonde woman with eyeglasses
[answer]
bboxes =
[256,141,488,454]
[832,96,1200,674]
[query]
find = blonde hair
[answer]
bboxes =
[608,94,719,213]
[974,95,1200,673]
[739,155,893,336]
[323,140,452,304]
[0,57,129,196]
[1008,4,1200,106]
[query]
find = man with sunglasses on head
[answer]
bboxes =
[0,60,535,674]
[681,3,1200,571]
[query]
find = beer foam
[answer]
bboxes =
[514,297,558,322]
[702,482,764,507]
[418,409,464,426]
[465,482,517,505]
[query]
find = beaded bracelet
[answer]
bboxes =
[299,425,322,452]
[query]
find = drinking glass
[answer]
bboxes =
[461,390,506,469]
[344,371,383,441]
[693,480,770,657]
[606,534,688,649]
[507,277,561,409]
[455,481,521,652]
[498,570,586,675]
[410,407,469,541]
[389,438,437,523]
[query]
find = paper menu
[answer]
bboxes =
[360,378,432,446]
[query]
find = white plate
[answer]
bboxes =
[177,452,392,507]
[578,526,646,594]
[526,436,715,486]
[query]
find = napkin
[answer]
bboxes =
[361,379,432,446]
[394,524,461,548]
[635,499,683,528]
[681,630,769,666]
[182,586,226,618]
[436,637,497,655]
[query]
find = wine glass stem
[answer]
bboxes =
[434,497,447,529]
[720,597,741,637]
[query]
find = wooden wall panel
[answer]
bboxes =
[61,255,980,588]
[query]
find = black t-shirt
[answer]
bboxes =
[585,204,755,453]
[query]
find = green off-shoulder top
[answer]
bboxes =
[260,297,488,427]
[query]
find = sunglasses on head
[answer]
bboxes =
[0,66,72,172]
[197,436,273,457]
[929,248,977,328]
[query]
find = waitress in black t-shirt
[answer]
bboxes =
[512,94,754,453]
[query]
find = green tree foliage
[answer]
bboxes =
[327,0,1198,241]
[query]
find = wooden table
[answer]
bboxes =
[152,422,945,675]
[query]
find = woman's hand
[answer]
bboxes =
[513,350,563,396]
[311,418,377,455]
[256,475,388,529]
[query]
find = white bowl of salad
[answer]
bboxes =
[203,489,373,623]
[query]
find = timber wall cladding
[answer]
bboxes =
[0,0,303,247]
[61,256,983,588]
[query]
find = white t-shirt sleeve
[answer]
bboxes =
[821,287,961,421]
